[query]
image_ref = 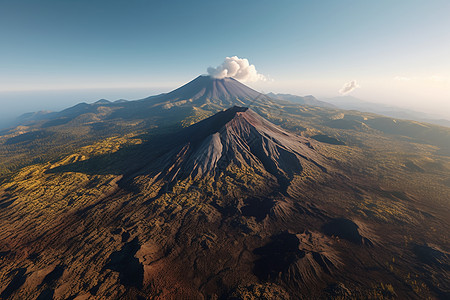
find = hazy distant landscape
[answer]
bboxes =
[322,96,450,127]
[0,87,170,129]
[3,87,449,131]
[0,1,449,299]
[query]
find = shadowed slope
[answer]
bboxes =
[133,106,329,192]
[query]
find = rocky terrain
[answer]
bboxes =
[0,76,449,299]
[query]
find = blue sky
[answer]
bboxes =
[1,0,449,123]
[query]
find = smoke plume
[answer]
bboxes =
[339,80,360,95]
[207,56,266,82]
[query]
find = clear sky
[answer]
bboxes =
[1,0,449,123]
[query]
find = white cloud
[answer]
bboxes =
[339,80,360,95]
[207,56,266,82]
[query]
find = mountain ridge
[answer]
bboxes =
[131,106,329,190]
[266,92,335,108]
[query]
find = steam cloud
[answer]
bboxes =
[339,80,360,95]
[207,56,266,82]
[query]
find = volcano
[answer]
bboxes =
[143,75,276,109]
[131,106,329,193]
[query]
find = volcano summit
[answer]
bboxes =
[145,75,274,107]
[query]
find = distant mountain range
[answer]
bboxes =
[322,95,450,127]
[8,81,449,130]
[262,93,450,128]
[265,92,335,108]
